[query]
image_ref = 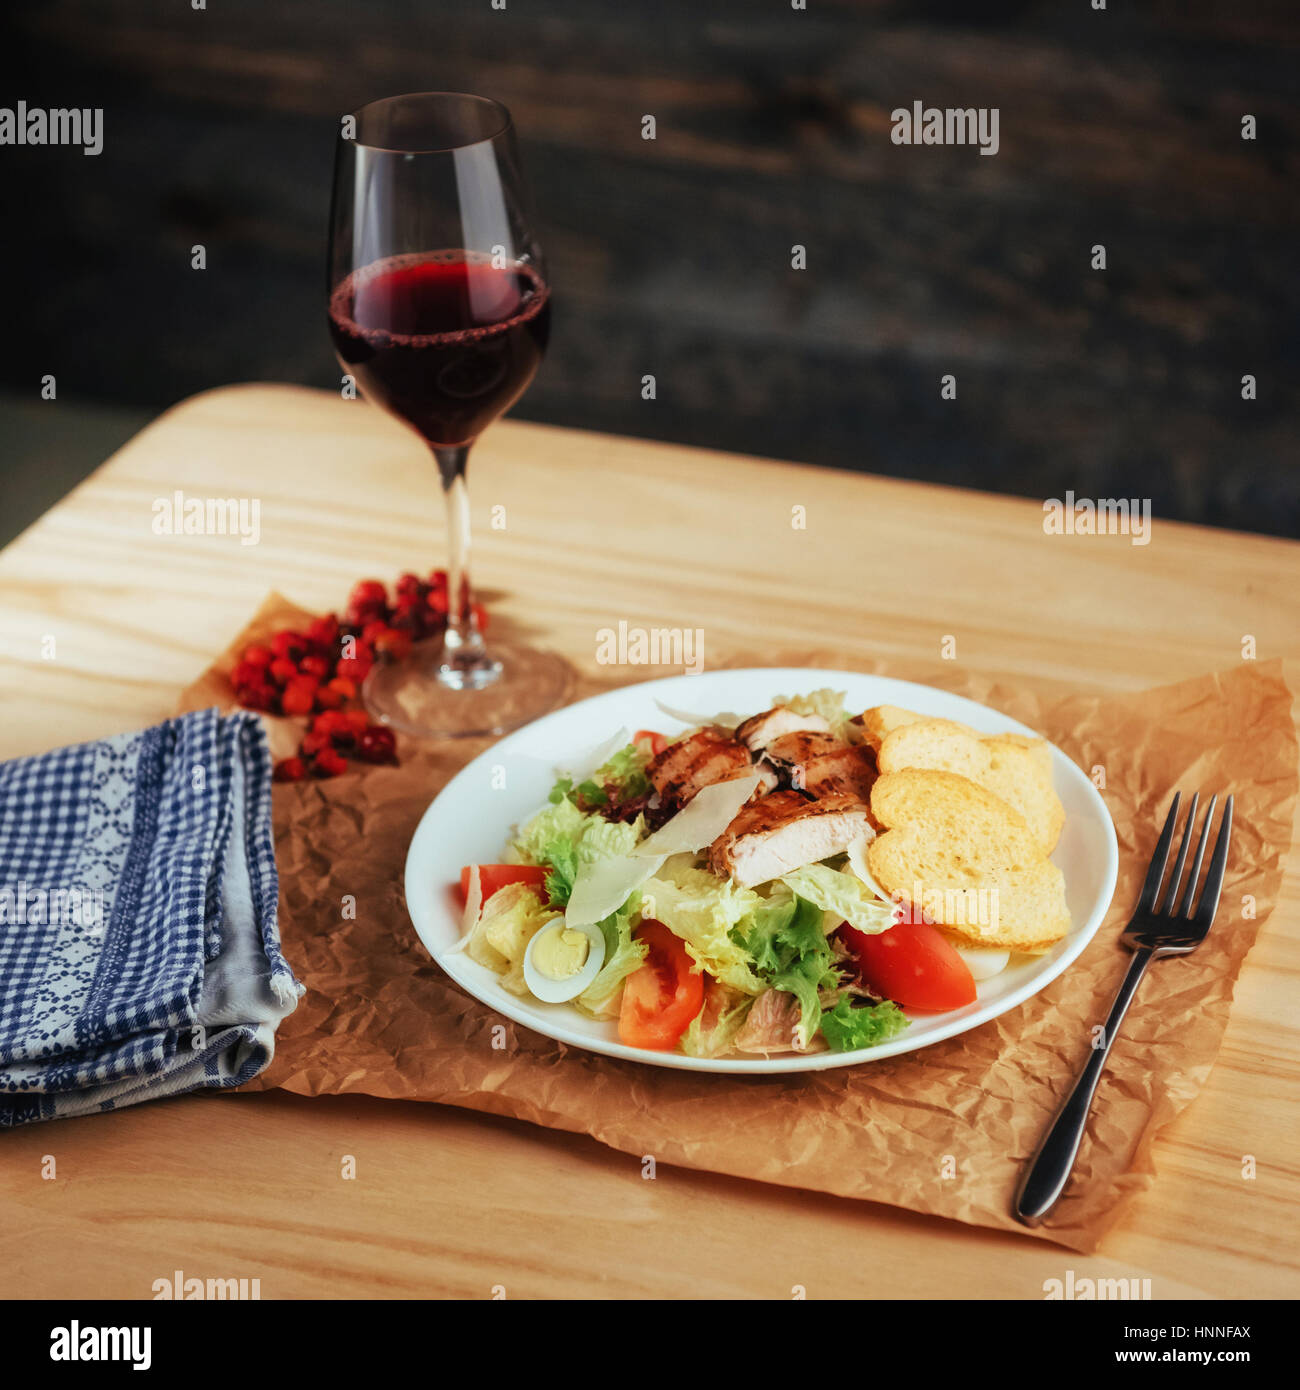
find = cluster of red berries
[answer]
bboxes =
[351,569,487,645]
[229,571,485,781]
[271,709,397,782]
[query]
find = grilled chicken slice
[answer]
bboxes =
[647,729,753,808]
[762,731,878,806]
[762,730,843,771]
[710,791,871,887]
[735,706,831,755]
[801,746,878,804]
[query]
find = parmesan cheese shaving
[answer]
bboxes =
[446,864,483,956]
[565,852,665,928]
[845,828,896,910]
[633,773,761,857]
[653,699,742,731]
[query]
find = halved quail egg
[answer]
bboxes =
[523,919,606,1003]
[951,944,1011,981]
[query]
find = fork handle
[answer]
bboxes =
[1014,947,1154,1225]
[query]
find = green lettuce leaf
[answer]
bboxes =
[730,886,808,972]
[509,799,644,908]
[540,837,579,907]
[779,863,896,935]
[772,688,854,739]
[731,892,840,1045]
[575,816,643,864]
[465,882,562,996]
[547,742,652,813]
[819,997,910,1051]
[597,743,652,801]
[641,857,766,994]
[509,797,589,866]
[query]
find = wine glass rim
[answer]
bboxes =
[347,91,513,154]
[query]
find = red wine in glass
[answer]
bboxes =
[328,250,550,448]
[327,92,567,738]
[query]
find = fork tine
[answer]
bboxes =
[1194,796,1234,929]
[1137,793,1180,913]
[1158,791,1199,914]
[1175,794,1217,918]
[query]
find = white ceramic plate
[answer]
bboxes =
[404,669,1118,1073]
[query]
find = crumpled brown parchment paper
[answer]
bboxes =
[179,595,1297,1252]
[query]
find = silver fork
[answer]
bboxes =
[1014,791,1234,1225]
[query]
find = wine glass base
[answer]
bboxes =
[436,654,503,692]
[362,637,571,739]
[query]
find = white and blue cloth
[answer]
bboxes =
[0,708,303,1125]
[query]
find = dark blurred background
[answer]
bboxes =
[2,0,1297,543]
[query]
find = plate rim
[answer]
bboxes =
[403,667,1119,1075]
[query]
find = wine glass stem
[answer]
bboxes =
[434,445,500,691]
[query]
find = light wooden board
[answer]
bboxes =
[1,384,1297,1298]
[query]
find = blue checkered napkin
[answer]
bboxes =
[0,708,304,1125]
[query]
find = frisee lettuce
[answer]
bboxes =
[731,892,841,1046]
[819,997,909,1051]
[541,837,579,907]
[547,742,651,813]
[600,743,653,799]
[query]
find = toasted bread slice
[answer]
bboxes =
[867,768,1070,953]
[855,704,924,753]
[983,737,1065,854]
[876,716,1064,854]
[878,717,989,780]
[984,732,1052,775]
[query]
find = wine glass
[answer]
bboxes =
[327,92,568,737]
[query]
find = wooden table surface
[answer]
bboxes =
[1,384,1297,1300]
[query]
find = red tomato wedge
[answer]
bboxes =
[457,863,548,906]
[839,919,977,1011]
[633,729,669,756]
[618,920,705,1050]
